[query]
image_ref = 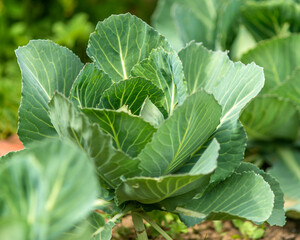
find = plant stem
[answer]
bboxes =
[135,212,173,240]
[132,212,149,240]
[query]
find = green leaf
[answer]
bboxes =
[70,63,112,108]
[189,138,220,175]
[241,34,300,94]
[152,0,185,50]
[139,98,164,127]
[49,93,140,188]
[180,120,247,182]
[178,42,264,123]
[89,212,115,240]
[236,162,285,226]
[82,108,156,158]
[117,139,219,206]
[98,77,164,115]
[240,96,299,141]
[172,1,219,50]
[0,139,98,240]
[116,174,212,205]
[270,68,300,106]
[179,172,274,226]
[241,1,300,42]
[138,91,222,177]
[131,48,187,115]
[15,40,83,146]
[153,0,244,51]
[268,148,300,215]
[87,13,171,82]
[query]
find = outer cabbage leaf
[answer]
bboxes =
[236,162,285,226]
[268,148,300,218]
[178,42,264,123]
[152,0,243,51]
[87,13,171,82]
[240,96,299,141]
[49,93,140,188]
[270,68,300,106]
[0,139,98,240]
[116,139,219,205]
[241,34,300,94]
[179,172,274,227]
[15,40,83,146]
[241,1,300,42]
[178,42,262,181]
[138,91,222,177]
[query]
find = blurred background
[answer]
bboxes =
[0,0,157,139]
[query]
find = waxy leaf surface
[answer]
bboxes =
[87,13,171,81]
[15,40,83,146]
[138,91,222,177]
[49,93,140,188]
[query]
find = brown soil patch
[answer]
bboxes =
[0,134,23,156]
[113,216,300,240]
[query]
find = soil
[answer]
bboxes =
[113,216,300,240]
[0,134,23,156]
[1,135,300,239]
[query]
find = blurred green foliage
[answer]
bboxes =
[0,0,157,139]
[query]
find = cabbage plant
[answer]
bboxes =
[152,0,300,58]
[241,34,300,217]
[6,13,286,239]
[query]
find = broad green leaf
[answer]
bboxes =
[157,139,220,210]
[15,40,83,146]
[179,120,247,182]
[241,34,300,94]
[172,1,218,50]
[236,162,285,226]
[173,0,243,51]
[82,108,156,158]
[87,13,171,82]
[179,172,274,226]
[98,77,164,115]
[240,96,299,141]
[138,91,222,177]
[49,93,140,188]
[0,139,98,240]
[116,174,211,205]
[270,68,300,106]
[117,139,219,206]
[241,1,300,42]
[70,63,112,108]
[131,48,187,115]
[268,148,300,215]
[189,139,220,175]
[152,0,243,51]
[178,42,264,123]
[139,98,164,127]
[152,0,184,50]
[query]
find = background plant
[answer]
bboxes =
[1,13,286,239]
[153,0,300,218]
